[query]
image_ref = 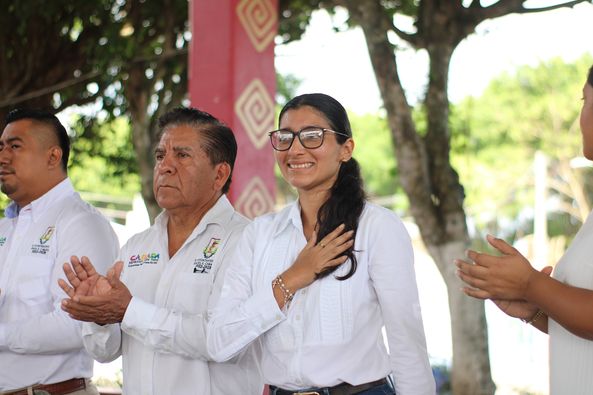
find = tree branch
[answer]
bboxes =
[0,48,187,109]
[0,71,101,108]
[467,0,589,21]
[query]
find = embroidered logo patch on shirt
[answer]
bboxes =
[128,252,160,267]
[193,238,221,274]
[203,238,220,258]
[0,236,6,247]
[39,226,55,244]
[31,226,55,254]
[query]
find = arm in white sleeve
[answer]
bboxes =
[119,296,211,359]
[118,227,267,360]
[81,322,122,363]
[0,213,118,354]
[116,227,235,359]
[207,224,286,362]
[0,309,83,354]
[368,214,436,395]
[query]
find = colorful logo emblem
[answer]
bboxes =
[0,236,6,247]
[128,252,160,267]
[203,238,221,259]
[39,226,55,245]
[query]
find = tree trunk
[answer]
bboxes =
[124,66,161,222]
[121,0,186,224]
[344,2,495,394]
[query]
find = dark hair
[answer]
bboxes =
[158,107,237,194]
[279,93,366,281]
[588,65,593,87]
[4,108,70,172]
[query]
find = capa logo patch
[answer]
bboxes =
[128,252,160,267]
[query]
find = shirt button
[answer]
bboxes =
[276,314,283,320]
[301,289,307,295]
[296,315,301,320]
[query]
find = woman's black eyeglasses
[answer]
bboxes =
[268,127,350,151]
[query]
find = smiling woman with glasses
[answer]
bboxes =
[208,93,435,395]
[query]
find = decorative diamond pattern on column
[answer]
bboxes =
[235,176,275,219]
[235,78,274,149]
[236,0,276,52]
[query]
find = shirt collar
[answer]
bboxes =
[5,178,74,220]
[272,200,303,237]
[155,194,236,236]
[195,194,235,234]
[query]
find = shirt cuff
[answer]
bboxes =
[81,321,115,336]
[121,296,158,332]
[243,282,285,332]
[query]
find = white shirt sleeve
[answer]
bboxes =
[119,296,212,359]
[207,225,286,363]
[115,224,249,361]
[81,322,122,363]
[0,212,118,354]
[368,214,436,394]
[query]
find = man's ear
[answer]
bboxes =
[47,146,63,169]
[214,162,232,191]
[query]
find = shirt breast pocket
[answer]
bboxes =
[16,256,54,306]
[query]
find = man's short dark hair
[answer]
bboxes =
[5,108,70,172]
[158,107,237,194]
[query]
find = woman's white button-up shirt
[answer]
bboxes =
[208,201,435,395]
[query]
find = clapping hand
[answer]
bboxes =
[59,258,132,325]
[455,234,540,300]
[456,234,553,321]
[58,256,112,299]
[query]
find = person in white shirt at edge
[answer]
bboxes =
[207,93,436,395]
[0,109,119,395]
[58,107,263,395]
[456,65,593,395]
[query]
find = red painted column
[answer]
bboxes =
[189,0,277,218]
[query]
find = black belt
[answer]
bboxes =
[269,378,389,395]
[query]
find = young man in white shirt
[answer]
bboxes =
[0,109,119,394]
[59,107,263,395]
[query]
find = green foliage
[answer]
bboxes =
[69,116,140,198]
[278,0,326,43]
[276,73,302,106]
[450,55,593,232]
[277,0,418,43]
[350,112,399,197]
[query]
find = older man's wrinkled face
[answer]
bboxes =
[153,124,221,212]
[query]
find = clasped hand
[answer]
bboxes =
[59,256,132,325]
[455,234,552,320]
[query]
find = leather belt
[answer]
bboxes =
[269,378,389,395]
[2,378,86,395]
